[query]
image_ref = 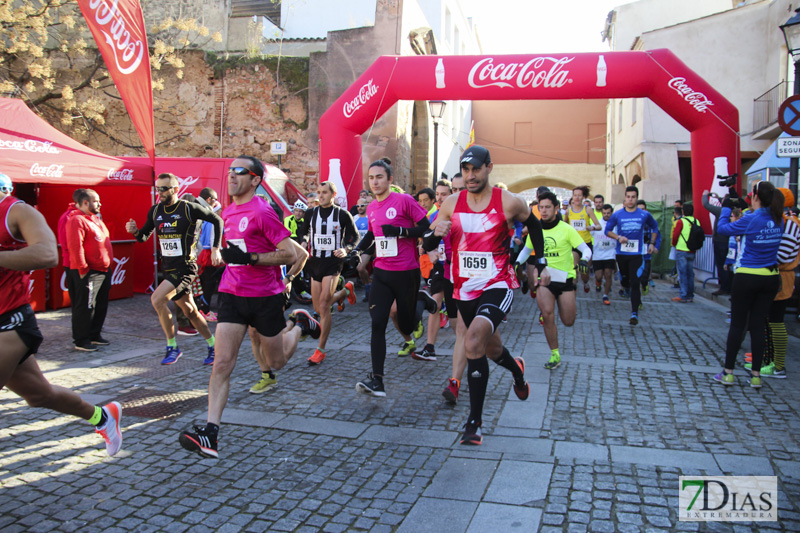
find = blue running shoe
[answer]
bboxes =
[162,346,182,365]
[629,313,638,326]
[203,345,215,366]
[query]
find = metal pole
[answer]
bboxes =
[792,59,800,205]
[432,121,439,189]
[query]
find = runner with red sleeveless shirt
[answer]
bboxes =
[424,146,549,445]
[0,173,123,457]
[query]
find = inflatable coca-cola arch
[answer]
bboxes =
[319,50,740,233]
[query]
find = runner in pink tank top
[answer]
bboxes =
[423,145,548,446]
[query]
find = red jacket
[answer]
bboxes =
[66,211,113,275]
[57,205,81,268]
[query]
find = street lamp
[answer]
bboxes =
[428,100,446,188]
[779,8,800,202]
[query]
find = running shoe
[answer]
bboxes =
[290,309,321,340]
[460,420,482,445]
[398,340,416,357]
[308,348,326,365]
[642,284,650,296]
[162,346,182,365]
[345,281,356,305]
[442,378,459,404]
[544,353,561,370]
[512,357,530,400]
[713,372,735,386]
[413,321,424,340]
[671,296,690,303]
[74,341,98,352]
[299,290,313,300]
[602,296,610,305]
[596,281,601,292]
[418,289,438,314]
[750,376,762,389]
[440,312,449,329]
[203,346,215,366]
[337,293,346,312]
[629,313,638,326]
[744,362,752,370]
[249,373,277,393]
[768,368,787,379]
[202,311,218,322]
[412,348,437,361]
[178,326,199,336]
[583,283,590,293]
[760,362,776,376]
[91,337,111,346]
[179,425,218,458]
[355,373,386,397]
[95,401,123,457]
[745,353,752,363]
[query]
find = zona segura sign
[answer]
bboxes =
[777,137,800,157]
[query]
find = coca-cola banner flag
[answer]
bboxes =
[77,0,155,164]
[319,51,739,232]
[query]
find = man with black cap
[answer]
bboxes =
[423,145,548,445]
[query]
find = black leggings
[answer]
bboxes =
[616,254,644,314]
[724,273,780,372]
[369,267,421,376]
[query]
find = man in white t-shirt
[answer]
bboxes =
[590,204,617,306]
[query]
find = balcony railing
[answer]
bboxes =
[753,81,788,132]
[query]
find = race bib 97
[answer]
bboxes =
[375,237,398,258]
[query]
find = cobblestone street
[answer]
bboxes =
[1,280,798,532]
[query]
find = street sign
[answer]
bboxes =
[270,141,287,155]
[778,95,800,136]
[777,137,800,157]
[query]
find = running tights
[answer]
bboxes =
[724,273,780,373]
[616,254,644,314]
[369,267,421,377]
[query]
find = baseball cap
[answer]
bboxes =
[460,145,491,168]
[293,200,308,211]
[0,172,13,194]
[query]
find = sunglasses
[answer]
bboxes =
[156,186,175,192]
[229,167,258,177]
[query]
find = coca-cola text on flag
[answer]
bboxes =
[77,0,155,164]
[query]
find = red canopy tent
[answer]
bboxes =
[0,97,153,185]
[0,97,155,306]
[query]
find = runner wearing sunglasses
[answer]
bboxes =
[125,173,223,365]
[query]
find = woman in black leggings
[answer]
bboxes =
[714,181,784,389]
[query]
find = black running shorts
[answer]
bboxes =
[540,278,576,298]
[164,262,198,301]
[0,304,44,364]
[218,292,286,337]
[456,288,514,333]
[592,259,616,272]
[307,256,343,283]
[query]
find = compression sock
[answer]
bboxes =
[770,322,787,371]
[206,335,215,347]
[167,337,177,348]
[88,405,108,427]
[494,346,522,381]
[415,300,425,323]
[467,356,490,425]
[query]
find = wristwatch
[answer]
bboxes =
[286,274,295,282]
[537,257,548,267]
[250,253,259,265]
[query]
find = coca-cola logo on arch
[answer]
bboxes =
[343,79,379,118]
[84,0,146,75]
[107,168,134,181]
[0,138,61,154]
[30,163,64,178]
[668,77,714,113]
[468,57,574,90]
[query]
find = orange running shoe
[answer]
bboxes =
[745,353,752,363]
[307,348,326,365]
[345,281,356,305]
